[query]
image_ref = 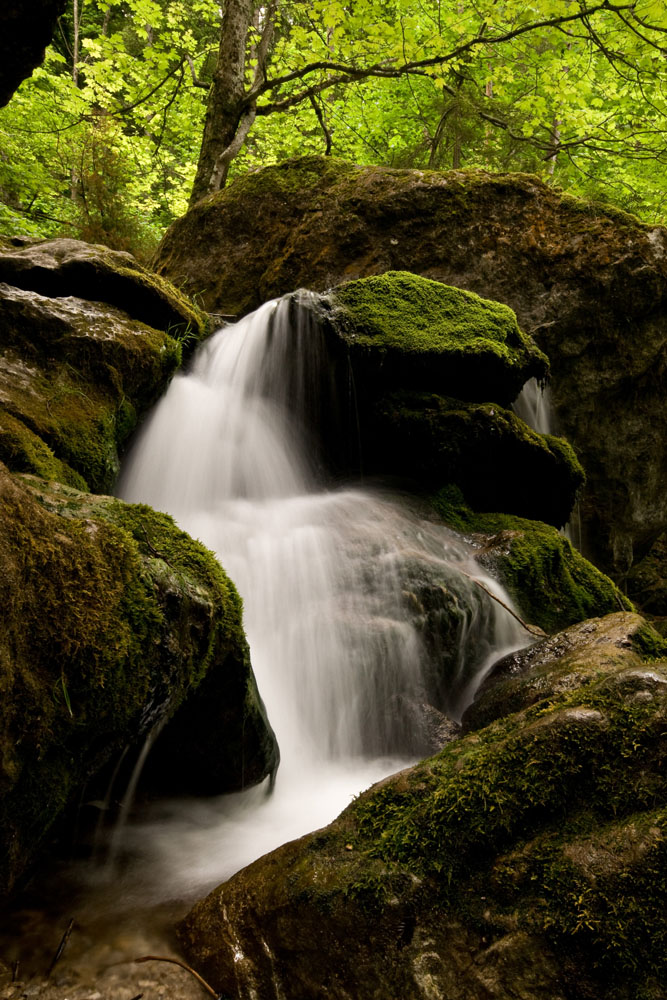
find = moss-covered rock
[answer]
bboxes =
[154,156,667,583]
[322,272,548,406]
[366,392,583,527]
[0,467,277,896]
[0,283,181,491]
[0,239,208,340]
[179,612,667,1000]
[431,486,630,634]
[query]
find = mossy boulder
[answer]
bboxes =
[321,272,548,406]
[0,466,277,896]
[366,392,582,527]
[0,239,208,339]
[179,612,667,1000]
[0,282,181,491]
[431,486,631,634]
[154,156,667,583]
[273,278,573,526]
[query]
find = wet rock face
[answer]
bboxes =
[0,2,65,107]
[154,157,667,582]
[0,470,277,896]
[180,612,667,1000]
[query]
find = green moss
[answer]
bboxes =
[0,410,88,489]
[349,663,666,986]
[332,271,547,369]
[630,621,667,661]
[431,485,631,632]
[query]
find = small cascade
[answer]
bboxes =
[512,377,553,435]
[115,294,529,898]
[513,377,582,545]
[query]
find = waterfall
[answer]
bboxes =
[115,295,528,900]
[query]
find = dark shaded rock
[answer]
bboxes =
[0,2,65,108]
[0,471,276,895]
[154,157,667,582]
[0,239,208,339]
[368,392,583,528]
[627,531,667,618]
[179,612,667,1000]
[0,283,180,492]
[431,486,631,634]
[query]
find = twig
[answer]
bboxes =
[140,526,168,562]
[456,568,548,638]
[132,956,219,998]
[47,918,74,976]
[11,961,19,982]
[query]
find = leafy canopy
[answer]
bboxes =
[1,0,667,254]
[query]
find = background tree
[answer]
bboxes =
[1,0,667,254]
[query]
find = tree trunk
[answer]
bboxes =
[189,0,254,206]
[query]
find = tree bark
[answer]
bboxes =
[189,0,255,206]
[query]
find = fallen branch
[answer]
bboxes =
[456,568,548,638]
[47,918,74,976]
[132,955,219,998]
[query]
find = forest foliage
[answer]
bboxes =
[1,0,667,258]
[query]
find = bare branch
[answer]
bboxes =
[309,93,332,155]
[183,53,210,89]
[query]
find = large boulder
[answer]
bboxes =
[154,157,667,583]
[256,276,579,527]
[0,468,277,896]
[179,612,667,1000]
[0,2,65,107]
[0,239,209,493]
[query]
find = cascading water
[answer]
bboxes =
[115,294,529,900]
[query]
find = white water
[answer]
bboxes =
[513,378,582,547]
[115,295,528,900]
[512,377,553,435]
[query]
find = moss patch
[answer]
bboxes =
[431,485,631,633]
[322,272,548,406]
[331,271,543,361]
